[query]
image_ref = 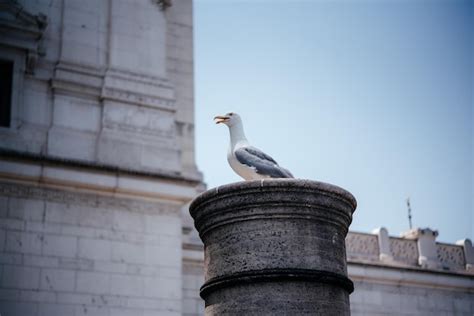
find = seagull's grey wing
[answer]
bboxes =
[234,146,294,178]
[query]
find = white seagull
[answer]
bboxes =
[214,112,294,180]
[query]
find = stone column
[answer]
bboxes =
[189,179,357,315]
[456,239,474,272]
[372,227,394,263]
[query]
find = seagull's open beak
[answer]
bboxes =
[214,115,230,124]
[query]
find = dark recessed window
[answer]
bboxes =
[0,60,13,128]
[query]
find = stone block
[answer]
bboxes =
[141,144,181,172]
[0,288,20,300]
[76,271,110,294]
[8,197,45,221]
[75,305,110,316]
[97,135,142,170]
[43,234,77,258]
[147,244,181,267]
[40,268,75,291]
[102,102,175,138]
[143,310,180,316]
[5,231,43,255]
[109,274,144,297]
[23,255,59,268]
[78,237,112,261]
[110,1,166,77]
[2,266,41,290]
[0,229,4,251]
[113,210,145,233]
[93,261,127,274]
[144,276,181,299]
[52,94,101,132]
[25,221,62,234]
[58,258,94,271]
[22,85,51,126]
[19,289,56,303]
[60,38,104,66]
[0,301,38,316]
[0,253,23,264]
[0,196,7,217]
[112,241,145,264]
[47,126,97,162]
[145,214,181,236]
[109,307,145,316]
[63,4,101,31]
[46,202,113,229]
[454,298,471,313]
[0,218,24,230]
[38,303,76,316]
[56,292,94,305]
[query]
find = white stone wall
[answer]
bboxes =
[0,0,200,179]
[0,0,201,313]
[350,266,474,316]
[0,183,182,316]
[0,183,184,316]
[351,281,474,316]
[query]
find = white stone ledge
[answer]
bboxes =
[348,262,474,292]
[0,159,200,203]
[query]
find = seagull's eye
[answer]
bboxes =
[229,113,233,116]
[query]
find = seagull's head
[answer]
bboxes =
[214,112,241,127]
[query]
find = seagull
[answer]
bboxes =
[214,112,294,180]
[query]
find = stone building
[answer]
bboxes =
[0,0,203,315]
[0,0,473,316]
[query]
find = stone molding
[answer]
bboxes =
[0,155,201,203]
[0,0,47,73]
[0,148,201,183]
[0,181,179,216]
[52,62,176,112]
[349,262,474,292]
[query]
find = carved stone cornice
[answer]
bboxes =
[51,61,176,112]
[0,0,48,73]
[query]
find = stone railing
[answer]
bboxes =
[345,227,474,273]
[345,232,379,263]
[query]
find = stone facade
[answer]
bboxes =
[0,0,202,315]
[0,0,472,315]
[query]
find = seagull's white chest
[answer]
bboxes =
[227,145,268,180]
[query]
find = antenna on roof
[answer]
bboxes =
[406,197,413,229]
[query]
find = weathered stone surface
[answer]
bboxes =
[190,179,357,315]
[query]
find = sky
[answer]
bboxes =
[193,0,473,243]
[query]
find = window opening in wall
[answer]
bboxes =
[0,59,13,128]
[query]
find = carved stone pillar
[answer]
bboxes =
[189,179,357,315]
[456,239,474,272]
[372,227,394,263]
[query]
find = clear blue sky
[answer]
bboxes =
[193,0,473,243]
